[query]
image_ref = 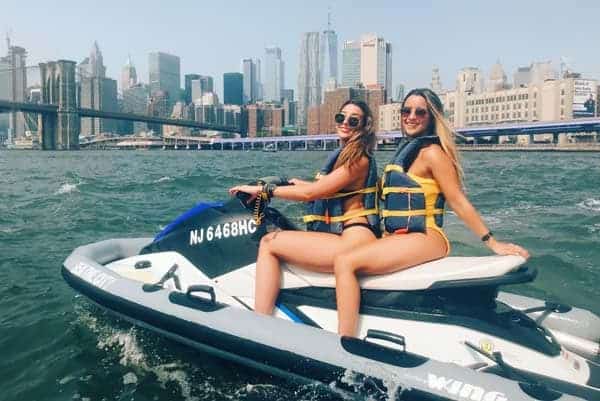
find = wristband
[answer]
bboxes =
[481,231,493,242]
[263,183,277,200]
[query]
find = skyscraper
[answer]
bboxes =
[0,40,27,142]
[184,74,201,104]
[360,34,392,100]
[148,52,181,109]
[242,58,259,104]
[223,72,243,105]
[264,47,284,103]
[320,12,338,97]
[80,77,119,136]
[198,75,214,94]
[80,42,119,136]
[341,40,361,87]
[121,55,137,93]
[122,83,149,134]
[297,32,321,129]
[89,41,106,78]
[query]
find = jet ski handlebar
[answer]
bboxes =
[234,175,292,205]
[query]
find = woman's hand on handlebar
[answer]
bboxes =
[228,184,262,202]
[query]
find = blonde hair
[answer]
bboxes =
[334,100,376,170]
[403,88,463,181]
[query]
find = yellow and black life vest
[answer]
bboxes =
[381,136,445,234]
[303,148,380,236]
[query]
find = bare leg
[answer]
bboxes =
[334,230,448,336]
[255,228,376,314]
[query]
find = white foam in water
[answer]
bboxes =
[74,304,200,401]
[578,198,600,212]
[56,183,79,194]
[156,176,173,183]
[123,372,138,386]
[336,365,412,401]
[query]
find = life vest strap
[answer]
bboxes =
[303,207,378,223]
[381,208,444,218]
[381,187,425,197]
[325,186,377,200]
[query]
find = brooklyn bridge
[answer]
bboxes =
[0,60,240,150]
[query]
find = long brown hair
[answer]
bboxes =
[334,100,376,169]
[402,88,463,180]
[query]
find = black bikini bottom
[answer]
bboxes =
[343,222,378,237]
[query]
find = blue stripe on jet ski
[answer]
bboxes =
[276,303,304,323]
[154,201,224,242]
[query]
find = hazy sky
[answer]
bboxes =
[3,0,599,98]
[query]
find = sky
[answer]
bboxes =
[3,0,600,99]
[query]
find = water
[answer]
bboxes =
[1,150,599,401]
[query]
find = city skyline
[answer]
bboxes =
[3,0,599,100]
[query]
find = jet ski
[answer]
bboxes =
[62,178,600,401]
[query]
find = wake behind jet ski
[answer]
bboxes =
[63,181,600,401]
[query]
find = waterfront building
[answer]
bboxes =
[297,32,321,129]
[0,40,27,143]
[307,86,385,135]
[184,74,200,104]
[121,55,137,93]
[264,47,285,103]
[320,15,338,99]
[379,103,403,132]
[122,83,149,134]
[440,65,598,143]
[360,34,392,101]
[341,40,360,87]
[223,72,244,105]
[219,104,243,129]
[148,52,181,108]
[247,103,284,137]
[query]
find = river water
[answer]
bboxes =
[1,150,599,401]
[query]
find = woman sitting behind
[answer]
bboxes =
[333,88,530,337]
[229,100,380,315]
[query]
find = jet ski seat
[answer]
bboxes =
[280,255,532,292]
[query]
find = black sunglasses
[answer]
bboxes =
[334,113,361,128]
[400,107,428,118]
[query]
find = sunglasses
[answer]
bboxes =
[400,107,428,118]
[334,113,361,128]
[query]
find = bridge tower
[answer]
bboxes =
[39,60,80,150]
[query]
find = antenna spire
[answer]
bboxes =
[327,6,332,30]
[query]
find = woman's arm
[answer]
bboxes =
[425,147,529,258]
[229,157,370,202]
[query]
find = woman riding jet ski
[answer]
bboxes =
[63,182,600,400]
